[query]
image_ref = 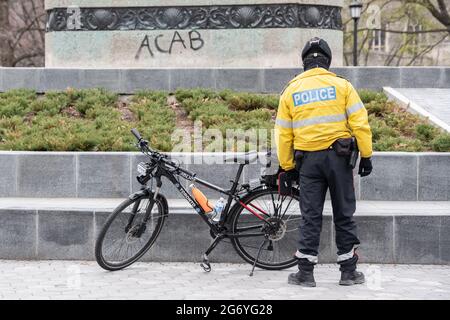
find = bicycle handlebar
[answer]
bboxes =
[131,128,179,168]
[131,128,196,177]
[131,128,142,141]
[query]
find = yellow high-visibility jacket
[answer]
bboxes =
[275,68,373,170]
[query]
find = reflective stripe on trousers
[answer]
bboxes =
[295,250,318,264]
[337,245,359,262]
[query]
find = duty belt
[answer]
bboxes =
[295,145,333,153]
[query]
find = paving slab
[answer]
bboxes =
[0,260,449,300]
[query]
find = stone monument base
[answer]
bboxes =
[45,0,344,68]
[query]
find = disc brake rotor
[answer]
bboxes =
[265,218,287,241]
[125,225,140,244]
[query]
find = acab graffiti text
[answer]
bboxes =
[135,30,205,59]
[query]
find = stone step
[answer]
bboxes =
[0,197,449,215]
[0,198,449,264]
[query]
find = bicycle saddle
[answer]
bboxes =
[225,151,258,164]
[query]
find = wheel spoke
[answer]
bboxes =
[280,196,294,220]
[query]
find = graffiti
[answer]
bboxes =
[135,30,204,58]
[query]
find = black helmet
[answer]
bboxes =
[301,37,332,64]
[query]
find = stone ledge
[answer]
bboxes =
[0,198,449,215]
[1,67,450,93]
[0,199,449,264]
[0,151,448,201]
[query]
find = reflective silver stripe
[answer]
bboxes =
[337,245,359,262]
[275,118,292,129]
[277,112,350,130]
[295,250,318,264]
[346,102,365,117]
[291,113,347,129]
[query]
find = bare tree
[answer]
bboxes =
[0,0,45,67]
[0,0,13,66]
[343,0,450,66]
[404,0,450,34]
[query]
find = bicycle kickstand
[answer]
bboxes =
[249,238,268,277]
[200,254,211,272]
[200,235,223,273]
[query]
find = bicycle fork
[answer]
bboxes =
[127,176,162,238]
[136,186,160,236]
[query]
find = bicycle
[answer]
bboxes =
[95,129,302,275]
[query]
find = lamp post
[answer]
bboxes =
[349,0,363,66]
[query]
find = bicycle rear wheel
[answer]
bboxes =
[95,195,166,271]
[230,187,301,270]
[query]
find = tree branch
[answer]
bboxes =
[406,33,449,65]
[356,27,449,33]
[11,12,45,49]
[405,0,450,30]
[12,51,43,67]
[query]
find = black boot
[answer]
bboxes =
[337,254,364,286]
[339,270,365,286]
[288,270,316,287]
[288,258,316,287]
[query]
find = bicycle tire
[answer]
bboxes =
[230,187,300,270]
[95,195,167,271]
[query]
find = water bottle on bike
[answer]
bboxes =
[190,184,224,224]
[189,184,214,213]
[211,197,225,224]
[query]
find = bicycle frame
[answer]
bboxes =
[146,158,273,239]
[101,129,300,274]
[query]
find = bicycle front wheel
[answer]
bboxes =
[95,195,166,271]
[230,187,301,270]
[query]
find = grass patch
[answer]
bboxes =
[174,89,276,151]
[0,88,448,152]
[0,88,175,152]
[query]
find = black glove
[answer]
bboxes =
[285,169,299,182]
[277,166,299,181]
[358,157,373,177]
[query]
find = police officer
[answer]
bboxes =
[275,37,373,287]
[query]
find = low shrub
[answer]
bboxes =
[431,133,450,152]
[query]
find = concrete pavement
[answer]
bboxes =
[394,88,450,129]
[0,260,449,300]
[385,88,450,132]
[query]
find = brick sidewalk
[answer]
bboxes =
[0,260,449,300]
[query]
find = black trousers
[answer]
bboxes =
[296,149,360,265]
